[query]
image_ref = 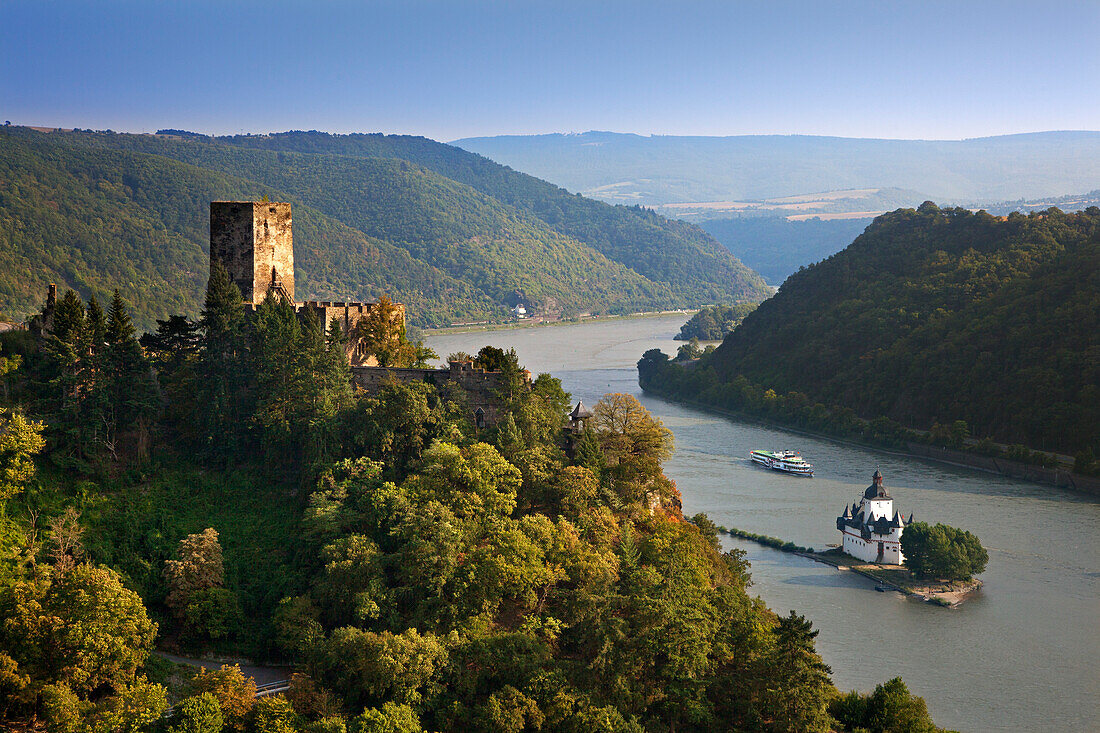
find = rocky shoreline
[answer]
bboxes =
[801,548,983,607]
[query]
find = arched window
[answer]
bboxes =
[475,408,485,429]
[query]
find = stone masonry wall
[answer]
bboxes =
[210,202,294,304]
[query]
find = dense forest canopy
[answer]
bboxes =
[0,126,768,329]
[641,203,1100,458]
[0,274,943,731]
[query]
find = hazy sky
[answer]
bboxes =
[3,0,1097,141]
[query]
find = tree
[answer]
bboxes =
[863,677,937,733]
[350,702,423,733]
[900,522,987,580]
[830,677,937,733]
[354,296,414,367]
[766,611,833,733]
[0,563,162,729]
[474,346,509,372]
[195,262,254,465]
[251,695,301,733]
[103,289,159,460]
[168,692,224,733]
[319,628,448,710]
[164,528,225,620]
[46,507,85,572]
[184,664,256,731]
[550,465,600,517]
[0,409,45,504]
[592,393,673,466]
[676,338,703,361]
[591,393,673,504]
[252,295,306,464]
[140,314,200,372]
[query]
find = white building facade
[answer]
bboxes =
[836,470,911,565]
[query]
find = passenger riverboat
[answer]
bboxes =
[749,450,814,476]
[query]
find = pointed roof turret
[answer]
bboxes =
[863,470,891,500]
[570,401,593,421]
[842,505,852,519]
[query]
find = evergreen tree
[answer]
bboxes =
[103,290,158,461]
[767,611,833,732]
[302,309,354,471]
[573,426,605,482]
[51,289,86,344]
[195,263,254,465]
[85,294,108,348]
[252,295,305,468]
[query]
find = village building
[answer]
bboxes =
[836,470,912,564]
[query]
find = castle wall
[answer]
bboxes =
[300,300,407,367]
[842,529,904,564]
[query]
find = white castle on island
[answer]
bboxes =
[836,470,912,565]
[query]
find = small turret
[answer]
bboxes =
[569,401,593,433]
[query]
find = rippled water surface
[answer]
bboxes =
[426,316,1100,732]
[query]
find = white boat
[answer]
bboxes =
[750,450,814,476]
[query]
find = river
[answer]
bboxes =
[425,314,1100,733]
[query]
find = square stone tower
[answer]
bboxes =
[210,201,295,304]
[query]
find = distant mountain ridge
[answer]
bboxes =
[0,127,768,328]
[452,131,1100,206]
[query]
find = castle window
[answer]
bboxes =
[475,408,485,429]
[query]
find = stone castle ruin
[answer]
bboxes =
[210,201,525,426]
[32,201,525,428]
[210,201,404,367]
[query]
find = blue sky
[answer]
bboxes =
[3,0,1097,141]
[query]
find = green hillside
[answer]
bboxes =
[0,131,503,328]
[642,203,1100,455]
[1,127,767,328]
[206,130,769,304]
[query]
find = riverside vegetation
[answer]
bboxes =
[0,274,948,731]
[675,304,758,342]
[0,126,767,330]
[641,202,1100,473]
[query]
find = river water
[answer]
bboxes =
[425,315,1100,733]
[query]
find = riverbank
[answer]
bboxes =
[422,308,698,336]
[714,524,981,607]
[644,388,1100,496]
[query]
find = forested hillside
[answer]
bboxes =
[0,126,767,328]
[215,130,768,305]
[642,203,1100,457]
[0,277,942,732]
[0,131,495,328]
